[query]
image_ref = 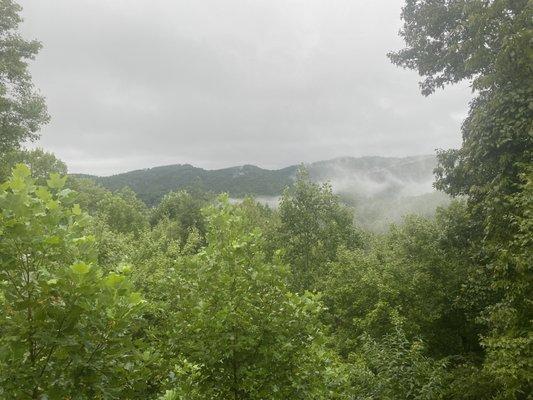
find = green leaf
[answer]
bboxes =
[129,292,143,305]
[36,187,52,202]
[70,261,91,275]
[9,177,26,192]
[118,263,132,274]
[46,173,67,190]
[72,203,82,216]
[12,164,31,179]
[45,235,61,245]
[104,273,125,288]
[46,200,59,210]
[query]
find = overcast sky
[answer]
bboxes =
[19,0,472,176]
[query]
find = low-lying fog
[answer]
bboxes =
[230,155,450,231]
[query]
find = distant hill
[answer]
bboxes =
[74,163,296,206]
[74,155,450,231]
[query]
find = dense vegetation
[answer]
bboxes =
[75,156,437,207]
[0,0,531,399]
[74,155,447,231]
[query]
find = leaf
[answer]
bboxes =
[12,164,31,179]
[72,204,82,216]
[46,200,59,210]
[46,173,67,190]
[70,261,91,275]
[36,187,52,202]
[9,177,26,192]
[129,292,143,305]
[104,273,125,288]
[58,188,76,201]
[118,263,132,274]
[45,235,61,245]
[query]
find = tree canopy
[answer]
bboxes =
[0,0,49,157]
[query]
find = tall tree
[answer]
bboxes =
[164,196,350,399]
[0,0,49,156]
[390,1,532,397]
[278,168,361,292]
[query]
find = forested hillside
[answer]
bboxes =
[74,163,295,205]
[76,155,438,205]
[75,155,448,231]
[0,0,531,399]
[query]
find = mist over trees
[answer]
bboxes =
[0,0,531,399]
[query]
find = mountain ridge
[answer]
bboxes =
[75,154,435,178]
[71,154,440,208]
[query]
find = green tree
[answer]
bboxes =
[390,1,532,396]
[278,168,361,292]
[0,165,142,399]
[389,0,532,95]
[150,189,207,245]
[480,168,533,397]
[322,207,480,359]
[0,148,67,182]
[66,177,149,236]
[0,0,49,157]
[350,324,448,400]
[165,196,349,399]
[96,187,149,236]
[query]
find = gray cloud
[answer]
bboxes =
[19,0,472,176]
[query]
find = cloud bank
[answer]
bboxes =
[19,0,472,175]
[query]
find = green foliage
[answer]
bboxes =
[278,168,362,292]
[322,207,480,359]
[0,148,67,182]
[480,168,533,398]
[0,1,529,398]
[351,325,448,400]
[162,196,349,399]
[389,0,532,95]
[391,1,532,397]
[150,189,208,245]
[0,165,142,399]
[96,187,149,236]
[0,0,49,157]
[67,177,149,236]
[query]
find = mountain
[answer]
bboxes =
[74,163,296,206]
[74,155,450,230]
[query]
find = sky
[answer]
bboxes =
[19,0,472,176]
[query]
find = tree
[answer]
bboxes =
[164,196,350,399]
[322,207,481,359]
[278,168,361,292]
[0,165,142,399]
[96,187,149,236]
[0,0,49,157]
[480,168,533,397]
[389,0,532,96]
[150,189,207,245]
[0,147,67,182]
[390,1,532,396]
[350,324,448,400]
